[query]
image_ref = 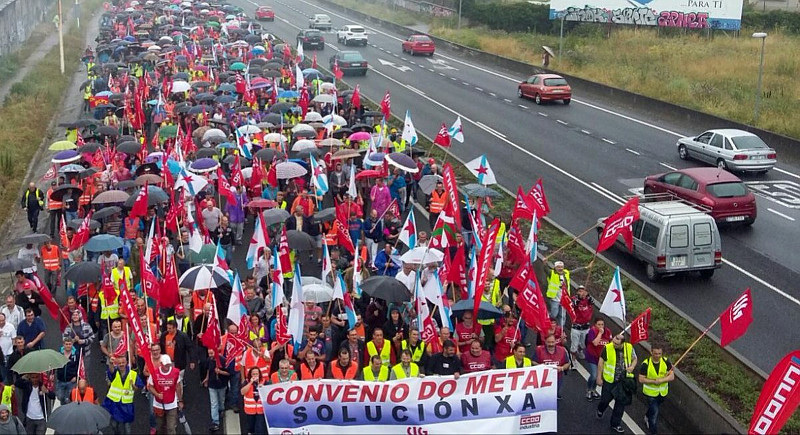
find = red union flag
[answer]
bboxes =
[512,186,535,221]
[472,218,500,320]
[434,123,451,148]
[380,90,391,120]
[130,183,149,218]
[441,163,461,230]
[597,197,640,253]
[749,351,800,434]
[629,308,651,344]
[516,271,550,336]
[528,178,550,217]
[720,288,753,348]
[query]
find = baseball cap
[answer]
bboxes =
[175,305,185,314]
[23,281,32,289]
[428,158,435,164]
[160,354,173,366]
[554,261,565,267]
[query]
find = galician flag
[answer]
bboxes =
[309,154,329,195]
[333,271,346,301]
[321,243,332,285]
[175,167,208,196]
[352,256,363,297]
[288,262,305,348]
[270,246,284,309]
[398,210,417,249]
[600,266,626,323]
[401,109,418,146]
[465,154,496,185]
[343,290,357,330]
[226,273,248,327]
[525,210,538,264]
[448,115,464,143]
[245,212,268,269]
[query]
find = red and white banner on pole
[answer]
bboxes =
[596,197,640,253]
[749,351,800,434]
[720,288,753,348]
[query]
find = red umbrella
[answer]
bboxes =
[247,199,278,210]
[355,169,382,180]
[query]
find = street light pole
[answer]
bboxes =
[752,32,767,123]
[558,12,566,63]
[458,0,463,29]
[58,0,65,74]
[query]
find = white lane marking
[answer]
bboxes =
[602,138,616,144]
[401,57,408,61]
[475,87,483,91]
[572,363,645,435]
[519,104,528,109]
[659,162,677,170]
[581,129,591,135]
[462,82,469,86]
[489,92,496,97]
[556,120,568,125]
[626,148,641,156]
[503,98,512,103]
[287,0,800,310]
[768,208,796,221]
[428,68,435,72]
[450,77,457,80]
[591,182,625,202]
[438,72,445,76]
[475,121,507,139]
[774,167,800,180]
[538,112,548,117]
[404,83,426,96]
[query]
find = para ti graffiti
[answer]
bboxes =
[562,6,709,28]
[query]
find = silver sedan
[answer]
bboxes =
[677,129,777,173]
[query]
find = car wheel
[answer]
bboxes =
[534,94,542,105]
[410,49,415,56]
[563,98,570,105]
[429,52,434,56]
[744,215,756,226]
[716,159,728,170]
[517,88,523,98]
[699,269,715,279]
[645,264,661,282]
[362,70,367,76]
[678,145,688,160]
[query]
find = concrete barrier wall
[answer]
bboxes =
[0,0,55,57]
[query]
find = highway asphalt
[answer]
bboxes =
[236,0,800,374]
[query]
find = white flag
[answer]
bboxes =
[188,224,203,253]
[347,163,357,198]
[465,154,496,185]
[296,40,304,63]
[401,110,418,146]
[448,115,464,143]
[321,243,332,285]
[295,64,304,90]
[398,210,417,249]
[600,266,627,323]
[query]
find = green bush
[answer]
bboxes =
[742,10,800,34]
[464,2,552,33]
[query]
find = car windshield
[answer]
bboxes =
[412,36,431,42]
[543,78,568,86]
[341,53,363,61]
[730,135,768,150]
[305,31,321,37]
[706,182,748,198]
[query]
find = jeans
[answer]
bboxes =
[586,362,598,391]
[226,371,241,409]
[43,269,59,295]
[230,221,244,244]
[56,380,75,404]
[65,210,78,222]
[548,298,565,329]
[222,243,232,264]
[209,387,227,425]
[245,413,267,435]
[597,381,627,428]
[646,395,665,434]
[25,417,46,435]
[156,408,178,435]
[49,210,62,237]
[109,419,131,435]
[26,208,40,231]
[365,238,379,266]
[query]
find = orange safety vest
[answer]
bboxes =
[430,190,447,214]
[324,228,338,246]
[47,188,63,211]
[329,361,358,380]
[241,349,270,383]
[70,386,96,403]
[123,217,140,240]
[79,182,94,206]
[41,245,61,271]
[192,292,216,320]
[242,384,264,415]
[269,370,297,384]
[300,361,326,380]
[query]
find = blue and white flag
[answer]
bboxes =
[401,109,418,146]
[309,154,329,195]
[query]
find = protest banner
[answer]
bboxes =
[259,366,557,434]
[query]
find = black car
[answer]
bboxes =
[297,29,325,50]
[329,51,368,76]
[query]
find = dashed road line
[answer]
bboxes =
[518,104,528,109]
[503,98,512,103]
[602,138,616,144]
[438,72,445,76]
[556,120,568,125]
[768,208,796,221]
[462,82,469,86]
[581,129,591,135]
[626,148,641,156]
[659,162,677,170]
[538,112,548,117]
[475,87,483,91]
[450,77,457,80]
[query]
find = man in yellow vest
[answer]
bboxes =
[400,329,427,367]
[390,350,420,380]
[478,274,502,350]
[505,343,532,369]
[365,328,395,367]
[101,354,143,434]
[638,346,674,434]
[545,261,570,329]
[596,334,638,433]
[0,382,15,416]
[360,355,389,381]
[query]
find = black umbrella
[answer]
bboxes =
[451,299,504,320]
[77,143,102,153]
[223,154,251,167]
[68,219,101,231]
[135,162,160,176]
[253,148,277,161]
[92,206,122,220]
[124,186,169,207]
[350,123,373,132]
[195,92,216,101]
[312,208,336,223]
[188,104,212,115]
[47,401,110,434]
[50,184,83,201]
[293,130,317,139]
[96,125,119,136]
[286,229,315,250]
[361,275,413,303]
[263,113,283,125]
[116,141,142,154]
[116,180,137,191]
[0,257,34,274]
[64,262,102,284]
[178,265,230,290]
[14,233,51,246]
[263,208,291,226]
[269,102,293,113]
[331,128,352,139]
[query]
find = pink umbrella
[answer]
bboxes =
[348,132,371,142]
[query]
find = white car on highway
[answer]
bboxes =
[337,25,368,46]
[677,129,777,174]
[309,14,332,30]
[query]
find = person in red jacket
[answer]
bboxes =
[460,340,493,373]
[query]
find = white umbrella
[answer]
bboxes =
[147,45,162,52]
[263,133,287,143]
[400,247,445,264]
[179,265,230,290]
[322,113,346,126]
[302,283,335,303]
[241,167,253,179]
[312,94,335,104]
[291,139,317,151]
[304,112,323,122]
[319,83,336,91]
[292,123,316,133]
[202,128,227,142]
[237,125,261,135]
[275,161,307,179]
[171,80,191,93]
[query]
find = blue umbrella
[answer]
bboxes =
[278,90,299,99]
[364,152,385,167]
[451,299,504,320]
[215,142,236,150]
[287,158,309,168]
[84,234,124,252]
[53,150,81,164]
[189,157,220,173]
[302,68,320,75]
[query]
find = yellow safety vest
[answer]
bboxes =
[545,270,570,299]
[393,140,405,153]
[504,356,532,369]
[105,369,138,404]
[111,267,133,292]
[401,340,425,363]
[391,362,419,379]
[602,342,634,384]
[166,315,189,333]
[100,291,119,320]
[642,357,669,397]
[25,190,45,208]
[282,251,296,279]
[478,280,502,326]
[1,385,13,414]
[362,366,389,381]
[366,341,392,366]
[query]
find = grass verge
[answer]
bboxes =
[0,0,103,229]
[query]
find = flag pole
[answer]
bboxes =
[582,255,597,289]
[671,315,721,370]
[543,224,597,262]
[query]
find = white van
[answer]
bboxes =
[598,200,722,281]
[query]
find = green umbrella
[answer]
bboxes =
[159,125,178,139]
[189,243,217,264]
[12,349,68,374]
[206,21,220,27]
[230,62,246,71]
[49,140,77,151]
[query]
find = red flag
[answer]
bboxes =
[275,307,291,345]
[720,288,753,348]
[41,165,57,182]
[516,271,551,336]
[159,255,180,309]
[249,157,265,190]
[509,261,533,293]
[629,308,651,344]
[559,289,577,322]
[31,275,60,321]
[446,247,467,288]
[266,161,278,188]
[749,350,800,434]
[311,53,317,69]
[298,86,310,118]
[216,168,237,204]
[200,307,222,352]
[380,90,391,120]
[235,73,246,94]
[351,84,361,108]
[511,186,535,222]
[472,218,500,320]
[69,210,94,251]
[282,44,292,62]
[433,123,451,148]
[335,219,356,255]
[333,59,343,80]
[112,330,128,358]
[230,155,244,187]
[528,178,551,217]
[77,349,86,380]
[597,197,640,253]
[441,163,462,231]
[59,216,70,251]
[140,251,160,303]
[101,271,116,309]
[506,220,528,263]
[386,200,400,219]
[278,227,292,272]
[130,183,149,218]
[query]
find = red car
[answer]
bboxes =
[402,34,435,56]
[255,6,274,21]
[644,167,757,225]
[517,74,572,105]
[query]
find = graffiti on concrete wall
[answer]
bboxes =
[562,6,710,27]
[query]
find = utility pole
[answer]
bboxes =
[752,32,767,123]
[58,0,65,74]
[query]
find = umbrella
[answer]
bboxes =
[349,131,371,142]
[323,114,347,126]
[361,276,412,303]
[292,123,315,134]
[302,283,335,303]
[179,264,230,290]
[202,128,227,142]
[230,62,247,71]
[116,180,137,190]
[263,113,283,124]
[312,94,335,104]
[11,349,68,374]
[237,125,261,135]
[294,130,317,139]
[189,244,217,265]
[263,133,288,143]
[78,143,102,154]
[463,183,501,198]
[292,149,321,160]
[247,199,277,210]
[350,124,374,133]
[68,219,101,231]
[312,208,336,223]
[47,401,111,434]
[196,148,217,159]
[331,128,352,139]
[92,190,130,204]
[318,138,344,148]
[331,149,359,160]
[52,150,81,164]
[291,139,317,152]
[0,257,34,274]
[171,80,191,93]
[286,230,316,251]
[263,208,290,226]
[84,234,125,252]
[215,94,237,104]
[50,184,83,201]
[49,140,77,151]
[14,233,51,246]
[63,261,102,284]
[400,247,444,264]
[190,157,220,173]
[159,124,178,138]
[136,174,164,185]
[95,126,119,137]
[116,141,142,154]
[275,161,307,179]
[58,164,85,174]
[355,169,382,180]
[91,206,122,220]
[123,185,168,207]
[254,148,278,161]
[419,175,443,195]
[304,112,323,122]
[386,152,418,173]
[451,299,504,320]
[364,152,385,167]
[542,45,556,57]
[269,102,293,113]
